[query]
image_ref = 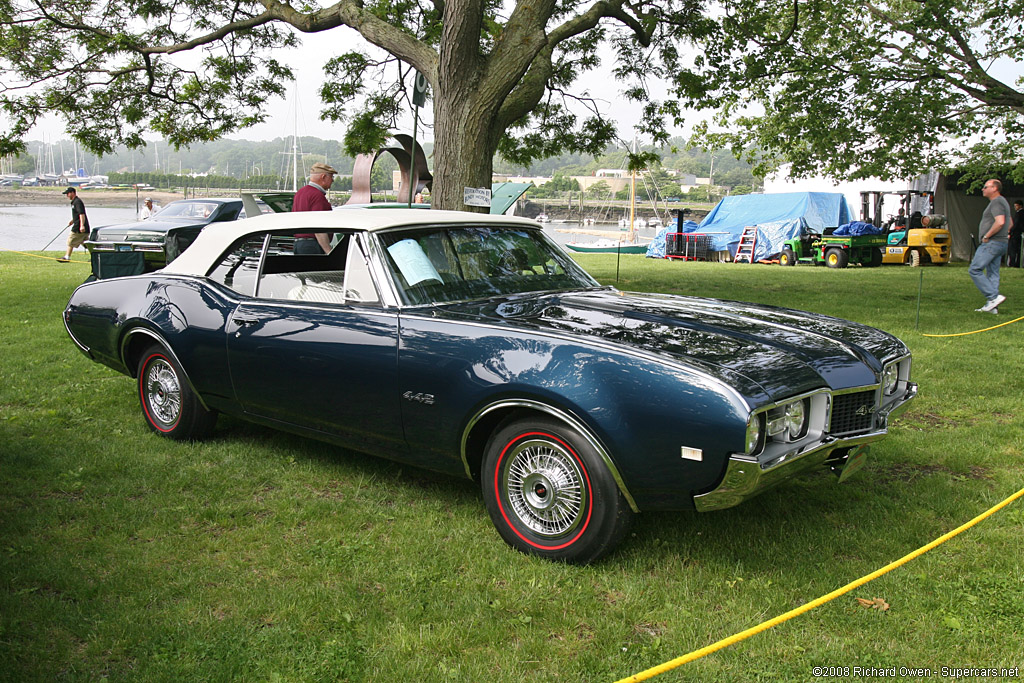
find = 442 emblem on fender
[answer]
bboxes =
[403,391,436,405]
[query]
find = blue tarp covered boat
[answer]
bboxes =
[697,192,854,261]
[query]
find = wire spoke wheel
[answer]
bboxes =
[144,357,182,426]
[501,438,585,538]
[482,416,634,563]
[136,343,217,440]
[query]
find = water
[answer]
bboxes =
[1,205,138,252]
[0,205,658,252]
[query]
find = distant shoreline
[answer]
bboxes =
[0,188,193,208]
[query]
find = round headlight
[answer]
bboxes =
[883,364,899,395]
[746,415,762,454]
[785,400,806,440]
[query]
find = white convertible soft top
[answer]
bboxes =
[161,208,539,277]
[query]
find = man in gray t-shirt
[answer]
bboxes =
[969,178,1012,313]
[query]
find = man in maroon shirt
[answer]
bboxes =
[292,162,337,254]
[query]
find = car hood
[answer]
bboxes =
[93,217,202,241]
[437,289,907,404]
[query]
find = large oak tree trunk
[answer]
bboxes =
[429,0,503,212]
[431,96,500,212]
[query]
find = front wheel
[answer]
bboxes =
[137,343,217,440]
[780,247,796,266]
[482,416,634,564]
[826,248,849,268]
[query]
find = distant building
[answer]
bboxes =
[679,175,711,193]
[493,175,554,187]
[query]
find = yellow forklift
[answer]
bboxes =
[860,190,951,266]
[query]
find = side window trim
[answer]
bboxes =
[339,234,381,305]
[251,232,272,298]
[206,232,270,298]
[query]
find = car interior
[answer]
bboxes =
[207,230,379,304]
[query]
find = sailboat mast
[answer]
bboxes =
[292,133,298,192]
[628,169,636,242]
[291,86,299,192]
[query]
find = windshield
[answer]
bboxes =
[376,225,599,305]
[154,201,220,219]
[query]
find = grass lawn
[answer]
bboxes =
[1,250,1022,681]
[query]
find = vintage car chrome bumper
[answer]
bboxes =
[85,239,165,254]
[694,382,917,512]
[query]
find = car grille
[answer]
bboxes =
[831,390,876,436]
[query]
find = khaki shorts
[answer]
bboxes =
[67,230,89,249]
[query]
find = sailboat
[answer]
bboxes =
[563,239,649,254]
[566,142,652,254]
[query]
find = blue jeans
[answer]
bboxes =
[969,241,1008,301]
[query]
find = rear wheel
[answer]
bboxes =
[867,248,883,267]
[826,248,849,268]
[137,343,217,440]
[908,249,922,267]
[482,416,634,564]
[780,247,796,266]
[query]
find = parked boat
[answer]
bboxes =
[565,239,650,254]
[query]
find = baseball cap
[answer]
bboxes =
[62,187,76,195]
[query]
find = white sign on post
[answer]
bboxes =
[463,187,491,208]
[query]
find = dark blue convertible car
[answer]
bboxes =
[64,209,917,562]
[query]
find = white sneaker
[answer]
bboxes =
[975,306,998,314]
[978,297,1001,312]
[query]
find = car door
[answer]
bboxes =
[213,231,404,453]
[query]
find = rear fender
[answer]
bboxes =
[120,326,212,412]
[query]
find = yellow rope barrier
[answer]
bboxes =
[615,485,1024,683]
[0,249,88,263]
[922,315,1024,337]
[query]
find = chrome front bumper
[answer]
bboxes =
[694,382,917,512]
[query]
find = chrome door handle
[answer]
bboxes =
[233,317,259,336]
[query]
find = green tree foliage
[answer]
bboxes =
[109,171,287,191]
[678,0,1024,184]
[646,167,681,198]
[585,179,611,198]
[526,172,582,198]
[0,0,718,210]
[2,150,34,174]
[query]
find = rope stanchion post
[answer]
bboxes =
[916,268,923,331]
